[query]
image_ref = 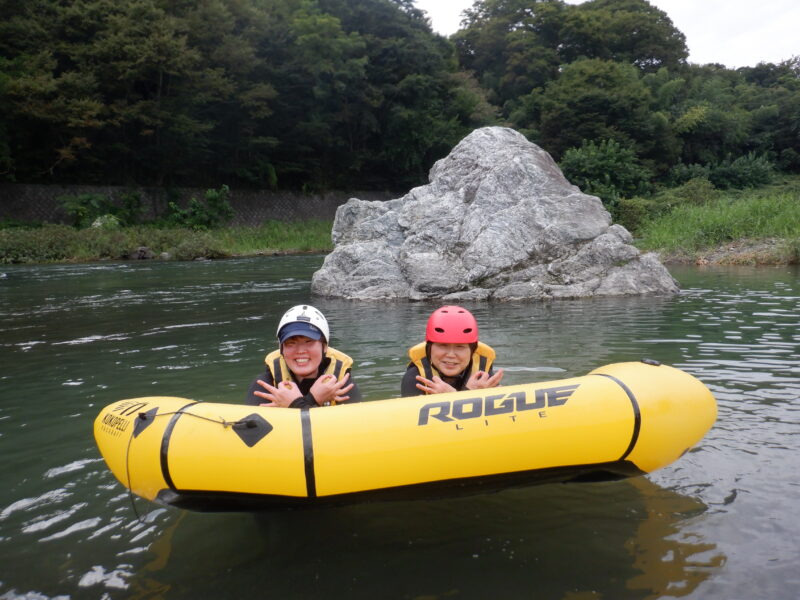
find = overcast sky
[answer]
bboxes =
[413,0,799,69]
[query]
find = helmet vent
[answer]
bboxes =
[425,305,478,343]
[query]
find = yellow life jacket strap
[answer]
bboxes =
[407,341,496,392]
[324,347,354,380]
[264,347,353,384]
[474,341,496,373]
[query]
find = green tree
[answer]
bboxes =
[559,0,687,71]
[533,59,655,159]
[454,0,565,108]
[560,138,652,205]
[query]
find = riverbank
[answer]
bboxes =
[2,225,797,267]
[637,176,800,266]
[0,221,334,264]
[658,237,799,266]
[2,178,799,266]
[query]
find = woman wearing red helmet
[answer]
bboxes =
[401,306,504,396]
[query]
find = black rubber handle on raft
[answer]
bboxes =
[133,407,159,437]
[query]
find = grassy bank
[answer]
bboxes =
[208,220,334,256]
[0,220,333,264]
[637,177,800,265]
[3,178,800,266]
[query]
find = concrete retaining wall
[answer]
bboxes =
[0,184,399,226]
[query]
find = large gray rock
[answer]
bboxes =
[311,127,678,300]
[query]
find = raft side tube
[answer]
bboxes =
[308,374,637,496]
[589,362,717,473]
[164,404,309,497]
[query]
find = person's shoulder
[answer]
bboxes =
[400,365,423,396]
[402,364,420,379]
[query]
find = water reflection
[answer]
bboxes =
[114,477,722,600]
[623,478,724,599]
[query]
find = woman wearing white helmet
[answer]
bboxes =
[245,305,361,407]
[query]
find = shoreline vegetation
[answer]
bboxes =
[1,177,798,267]
[635,175,800,266]
[0,220,335,265]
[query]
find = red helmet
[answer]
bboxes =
[425,306,479,344]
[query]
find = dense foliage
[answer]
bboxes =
[0,0,493,190]
[456,0,800,183]
[1,0,798,195]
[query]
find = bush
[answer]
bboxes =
[560,139,652,207]
[91,214,122,230]
[115,192,145,225]
[667,177,720,205]
[668,163,711,186]
[170,234,227,261]
[0,225,79,263]
[669,154,774,190]
[166,185,234,230]
[708,153,774,189]
[0,225,229,264]
[208,220,334,254]
[0,219,42,229]
[59,191,145,228]
[652,177,721,210]
[612,196,660,234]
[60,193,114,228]
[616,178,722,234]
[778,148,800,172]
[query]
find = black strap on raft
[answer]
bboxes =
[300,409,316,498]
[590,373,642,461]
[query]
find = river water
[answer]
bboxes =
[0,256,798,599]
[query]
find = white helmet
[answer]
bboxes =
[276,305,330,344]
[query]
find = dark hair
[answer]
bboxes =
[425,341,478,360]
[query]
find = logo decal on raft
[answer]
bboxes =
[101,412,130,434]
[99,400,151,437]
[417,384,580,427]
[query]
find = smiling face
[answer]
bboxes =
[281,335,324,379]
[429,343,472,377]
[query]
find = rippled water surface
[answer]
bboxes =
[1,257,798,599]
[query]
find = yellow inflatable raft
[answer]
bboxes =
[93,361,716,511]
